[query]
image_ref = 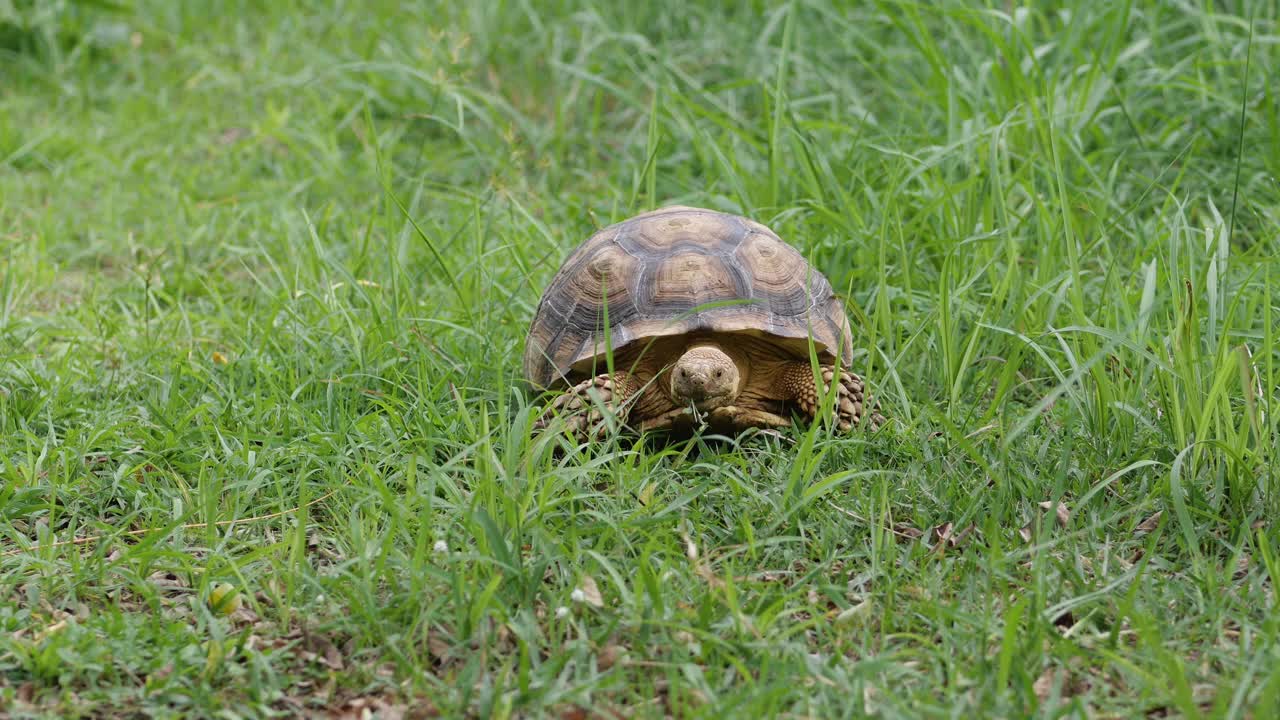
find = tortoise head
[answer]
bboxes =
[670,344,741,410]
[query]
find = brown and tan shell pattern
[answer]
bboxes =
[523,206,855,390]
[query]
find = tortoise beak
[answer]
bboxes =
[684,382,710,402]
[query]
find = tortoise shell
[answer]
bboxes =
[523,206,855,390]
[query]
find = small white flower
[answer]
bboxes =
[555,606,570,619]
[570,588,586,603]
[433,540,449,554]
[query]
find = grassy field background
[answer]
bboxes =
[3,0,1279,717]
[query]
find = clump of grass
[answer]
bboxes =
[2,1,1279,717]
[0,0,133,62]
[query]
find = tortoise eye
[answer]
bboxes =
[714,369,724,378]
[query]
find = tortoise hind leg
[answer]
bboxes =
[779,363,881,432]
[535,372,643,441]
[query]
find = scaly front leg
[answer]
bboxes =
[780,363,880,432]
[535,372,641,441]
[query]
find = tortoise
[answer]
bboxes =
[524,205,878,439]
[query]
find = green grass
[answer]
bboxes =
[2,0,1279,717]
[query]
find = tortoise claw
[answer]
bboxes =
[824,367,864,432]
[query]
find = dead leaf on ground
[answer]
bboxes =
[426,629,451,660]
[322,642,344,670]
[299,630,346,671]
[1135,511,1163,534]
[229,604,261,628]
[577,575,604,608]
[1020,500,1070,543]
[931,522,954,544]
[929,522,976,550]
[16,681,35,704]
[892,523,925,541]
[597,643,625,670]
[682,533,699,562]
[1034,663,1094,705]
[329,694,440,720]
[1034,667,1059,702]
[1038,500,1070,527]
[148,570,190,592]
[681,533,725,588]
[217,127,251,145]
